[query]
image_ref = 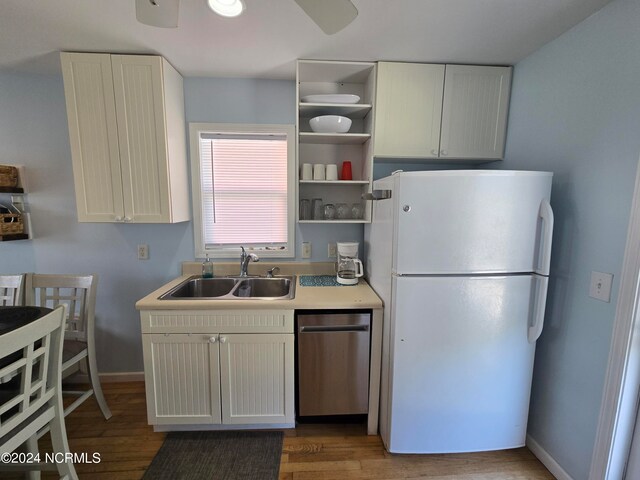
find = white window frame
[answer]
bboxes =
[189,122,296,259]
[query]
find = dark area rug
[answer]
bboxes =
[142,430,284,480]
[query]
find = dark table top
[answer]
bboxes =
[0,306,53,335]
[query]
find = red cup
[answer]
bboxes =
[341,161,353,180]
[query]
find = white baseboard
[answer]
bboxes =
[154,423,295,432]
[527,434,574,480]
[65,372,145,383]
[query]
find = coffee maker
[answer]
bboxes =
[336,242,364,285]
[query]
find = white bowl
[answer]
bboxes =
[309,115,352,133]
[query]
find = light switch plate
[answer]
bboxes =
[328,243,337,258]
[589,271,613,302]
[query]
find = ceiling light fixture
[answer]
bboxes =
[207,0,245,18]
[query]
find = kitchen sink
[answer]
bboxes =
[160,277,237,299]
[232,278,294,299]
[159,276,295,300]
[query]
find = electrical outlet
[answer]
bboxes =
[589,271,613,302]
[137,244,149,260]
[328,243,337,258]
[302,242,311,259]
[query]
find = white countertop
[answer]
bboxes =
[135,262,383,311]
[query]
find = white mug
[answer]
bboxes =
[301,163,312,180]
[326,164,338,181]
[313,164,325,181]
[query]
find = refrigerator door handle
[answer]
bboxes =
[536,199,554,276]
[362,190,392,201]
[528,275,549,343]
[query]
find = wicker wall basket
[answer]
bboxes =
[0,165,19,188]
[0,204,24,235]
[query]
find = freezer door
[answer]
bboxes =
[392,171,552,274]
[385,274,540,453]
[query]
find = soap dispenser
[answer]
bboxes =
[202,254,214,278]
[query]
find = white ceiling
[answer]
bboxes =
[0,0,613,79]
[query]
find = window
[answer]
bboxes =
[189,123,296,258]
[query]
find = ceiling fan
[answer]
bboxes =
[135,0,358,35]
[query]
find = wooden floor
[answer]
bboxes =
[25,382,554,479]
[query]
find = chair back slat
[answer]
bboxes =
[21,272,110,424]
[0,305,65,440]
[0,274,25,306]
[25,274,97,342]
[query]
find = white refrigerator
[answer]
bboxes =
[364,170,553,454]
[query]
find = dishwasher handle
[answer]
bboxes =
[299,325,369,333]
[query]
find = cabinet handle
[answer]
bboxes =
[124,216,132,223]
[115,216,123,222]
[431,149,438,156]
[219,336,227,344]
[209,336,217,343]
[440,149,448,156]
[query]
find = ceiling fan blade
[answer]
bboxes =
[294,0,358,35]
[135,0,180,28]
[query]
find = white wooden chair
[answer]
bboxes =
[0,274,24,306]
[0,305,78,479]
[25,274,112,420]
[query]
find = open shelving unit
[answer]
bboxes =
[296,60,377,224]
[0,166,32,241]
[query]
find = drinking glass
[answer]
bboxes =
[312,198,323,220]
[341,161,353,180]
[313,164,325,180]
[299,199,311,220]
[323,204,336,220]
[300,163,313,180]
[336,203,350,219]
[326,164,338,181]
[351,203,364,219]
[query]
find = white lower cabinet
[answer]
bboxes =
[141,310,295,429]
[219,334,293,425]
[143,333,222,425]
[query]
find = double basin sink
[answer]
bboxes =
[159,275,296,301]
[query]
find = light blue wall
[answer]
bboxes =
[502,0,640,477]
[0,73,362,373]
[0,73,195,373]
[184,77,364,261]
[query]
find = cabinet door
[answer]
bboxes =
[111,55,172,223]
[219,334,294,425]
[374,62,445,158]
[60,53,125,222]
[142,334,222,425]
[439,65,512,159]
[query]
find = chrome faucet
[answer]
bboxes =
[239,246,259,277]
[266,266,280,278]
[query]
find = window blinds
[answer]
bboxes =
[199,134,289,247]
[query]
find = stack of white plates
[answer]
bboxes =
[301,94,360,104]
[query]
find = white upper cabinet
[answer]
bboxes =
[440,65,512,160]
[61,53,190,223]
[373,62,512,160]
[374,62,445,158]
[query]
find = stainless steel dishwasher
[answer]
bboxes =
[297,311,371,416]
